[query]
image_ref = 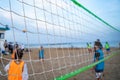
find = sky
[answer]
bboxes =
[78,0,120,29]
[0,0,120,47]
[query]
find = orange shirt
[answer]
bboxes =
[8,60,24,80]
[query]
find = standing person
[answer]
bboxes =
[8,42,14,54]
[87,42,92,53]
[39,46,44,62]
[105,42,110,54]
[4,49,28,80]
[93,41,104,80]
[3,40,8,52]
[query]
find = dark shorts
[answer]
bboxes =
[95,69,104,72]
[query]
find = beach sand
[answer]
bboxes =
[0,47,119,80]
[69,49,120,80]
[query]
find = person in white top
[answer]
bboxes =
[4,49,28,80]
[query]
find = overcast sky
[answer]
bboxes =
[0,0,120,47]
[78,0,120,29]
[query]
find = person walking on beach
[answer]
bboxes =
[105,42,110,54]
[87,42,92,53]
[93,41,104,80]
[4,49,28,80]
[39,46,45,62]
[3,40,8,52]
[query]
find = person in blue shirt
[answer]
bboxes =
[39,46,44,62]
[94,41,104,80]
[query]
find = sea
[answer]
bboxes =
[24,41,120,48]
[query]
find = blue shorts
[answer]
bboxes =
[39,53,44,59]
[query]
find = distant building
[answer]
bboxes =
[0,25,10,53]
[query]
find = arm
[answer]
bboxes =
[4,63,10,72]
[92,54,96,70]
[22,63,29,80]
[95,52,100,62]
[92,52,100,71]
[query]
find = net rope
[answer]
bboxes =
[0,0,120,80]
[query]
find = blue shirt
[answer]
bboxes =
[39,49,44,58]
[94,49,104,71]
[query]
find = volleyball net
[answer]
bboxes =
[0,0,120,80]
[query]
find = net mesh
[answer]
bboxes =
[0,0,120,80]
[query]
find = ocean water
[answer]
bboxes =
[24,41,119,48]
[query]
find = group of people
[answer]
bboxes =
[87,40,111,54]
[2,39,112,80]
[87,39,111,80]
[3,40,28,80]
[3,40,25,55]
[89,39,111,80]
[3,44,44,80]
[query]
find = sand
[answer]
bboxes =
[0,47,120,80]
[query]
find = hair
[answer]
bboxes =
[15,49,23,60]
[40,46,43,49]
[97,39,100,42]
[94,41,101,52]
[94,41,101,47]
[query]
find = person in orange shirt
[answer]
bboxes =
[5,49,28,80]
